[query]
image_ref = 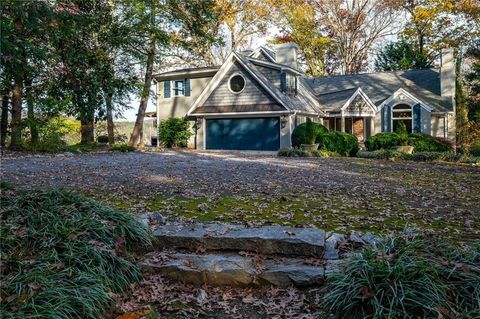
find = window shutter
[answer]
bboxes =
[413,104,421,132]
[280,72,287,92]
[184,78,190,96]
[164,81,170,98]
[386,105,392,132]
[382,105,391,132]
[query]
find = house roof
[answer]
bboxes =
[305,69,453,113]
[153,66,220,80]
[238,54,324,116]
[154,46,452,116]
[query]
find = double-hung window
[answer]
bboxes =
[173,80,185,96]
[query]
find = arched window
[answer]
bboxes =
[392,104,413,133]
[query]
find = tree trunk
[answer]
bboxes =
[105,89,115,145]
[80,116,95,143]
[1,87,10,148]
[25,78,38,145]
[129,37,156,147]
[9,75,23,150]
[79,104,95,143]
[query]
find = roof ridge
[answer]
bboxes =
[308,68,439,81]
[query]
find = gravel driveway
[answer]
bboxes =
[2,150,479,237]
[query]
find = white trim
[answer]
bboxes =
[377,88,433,112]
[247,57,302,75]
[153,67,219,80]
[340,88,377,116]
[187,52,291,116]
[227,73,246,94]
[390,104,414,133]
[192,111,291,117]
[249,47,276,63]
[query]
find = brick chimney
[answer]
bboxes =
[440,48,455,107]
[275,43,299,70]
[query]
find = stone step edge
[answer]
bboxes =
[139,252,342,288]
[152,222,327,257]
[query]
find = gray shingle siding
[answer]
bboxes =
[203,61,277,107]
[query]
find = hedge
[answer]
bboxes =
[408,133,451,152]
[318,131,359,157]
[278,147,339,158]
[291,122,328,147]
[470,141,480,157]
[364,133,400,151]
[365,132,453,153]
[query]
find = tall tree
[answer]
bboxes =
[272,0,399,75]
[313,0,399,74]
[128,0,218,148]
[400,0,480,55]
[271,0,333,76]
[375,40,432,71]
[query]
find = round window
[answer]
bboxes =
[229,74,245,93]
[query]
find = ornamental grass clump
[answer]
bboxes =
[322,236,480,319]
[0,188,152,318]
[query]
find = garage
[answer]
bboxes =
[206,117,280,151]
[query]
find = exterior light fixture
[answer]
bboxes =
[280,116,288,129]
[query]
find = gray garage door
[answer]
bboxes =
[206,118,280,151]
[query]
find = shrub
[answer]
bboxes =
[322,236,480,318]
[411,151,452,161]
[97,135,109,144]
[408,133,450,152]
[395,121,409,146]
[27,117,81,152]
[435,137,455,152]
[311,149,340,157]
[158,117,193,148]
[304,118,317,145]
[318,131,359,156]
[364,133,400,151]
[110,144,136,152]
[470,141,480,157]
[291,121,328,147]
[277,147,310,157]
[357,150,412,160]
[0,189,152,319]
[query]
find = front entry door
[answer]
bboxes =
[352,118,364,141]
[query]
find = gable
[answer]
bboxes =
[202,61,279,107]
[378,89,433,113]
[250,47,276,63]
[255,50,275,62]
[343,94,375,115]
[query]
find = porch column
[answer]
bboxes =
[341,116,345,132]
[370,116,375,136]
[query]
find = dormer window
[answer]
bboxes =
[280,72,297,96]
[173,80,185,96]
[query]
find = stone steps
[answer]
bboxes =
[141,220,379,288]
[152,223,326,256]
[140,251,336,287]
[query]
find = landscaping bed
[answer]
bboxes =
[0,187,151,318]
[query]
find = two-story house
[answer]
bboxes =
[154,43,456,151]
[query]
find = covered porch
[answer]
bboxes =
[324,116,374,142]
[322,88,377,142]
